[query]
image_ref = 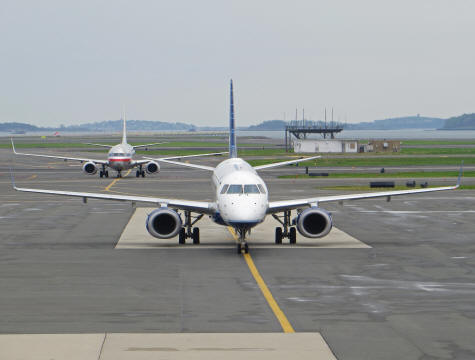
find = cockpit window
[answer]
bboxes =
[227,185,243,194]
[220,184,229,194]
[257,184,266,194]
[244,184,260,194]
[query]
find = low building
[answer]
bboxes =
[293,139,358,153]
[364,140,401,153]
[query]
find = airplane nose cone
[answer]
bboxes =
[220,196,266,228]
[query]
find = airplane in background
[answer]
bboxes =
[12,80,461,253]
[11,116,226,178]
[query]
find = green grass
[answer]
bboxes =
[279,170,472,179]
[401,148,475,155]
[402,140,475,145]
[320,185,474,191]
[140,148,289,156]
[1,142,97,148]
[248,157,471,167]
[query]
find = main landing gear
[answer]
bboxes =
[178,211,203,245]
[136,165,145,178]
[236,229,249,254]
[99,165,109,178]
[272,210,297,244]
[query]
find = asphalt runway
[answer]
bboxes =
[1,147,475,359]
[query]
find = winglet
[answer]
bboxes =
[9,166,18,190]
[456,161,463,188]
[11,138,18,154]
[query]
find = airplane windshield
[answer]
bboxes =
[257,184,266,194]
[227,185,243,194]
[244,184,260,194]
[220,184,229,194]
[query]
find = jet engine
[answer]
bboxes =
[146,208,182,239]
[82,162,97,175]
[295,207,332,238]
[145,161,160,174]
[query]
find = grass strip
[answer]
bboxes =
[248,157,472,167]
[279,170,474,179]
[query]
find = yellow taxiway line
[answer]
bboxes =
[104,169,131,192]
[228,227,295,333]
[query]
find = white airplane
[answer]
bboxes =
[11,116,226,178]
[12,80,461,253]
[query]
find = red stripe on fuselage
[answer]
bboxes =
[109,158,132,162]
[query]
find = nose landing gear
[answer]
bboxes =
[236,228,249,254]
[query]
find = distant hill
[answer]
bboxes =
[246,120,287,130]
[0,122,43,132]
[344,116,444,130]
[442,113,475,129]
[2,113,474,133]
[0,119,195,133]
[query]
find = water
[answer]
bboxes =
[3,129,475,140]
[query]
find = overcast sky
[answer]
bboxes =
[1,0,474,127]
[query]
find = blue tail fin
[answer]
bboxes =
[229,79,237,158]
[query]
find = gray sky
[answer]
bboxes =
[1,0,474,127]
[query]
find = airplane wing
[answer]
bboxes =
[83,143,114,148]
[12,185,215,214]
[11,139,108,164]
[145,158,215,171]
[140,151,228,170]
[132,143,165,149]
[253,155,321,170]
[267,173,462,214]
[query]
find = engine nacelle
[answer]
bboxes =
[145,161,160,174]
[146,208,182,239]
[295,207,332,238]
[82,162,97,175]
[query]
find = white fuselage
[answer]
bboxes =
[107,143,136,171]
[212,158,268,229]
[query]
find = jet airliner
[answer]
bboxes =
[12,116,225,178]
[12,81,461,253]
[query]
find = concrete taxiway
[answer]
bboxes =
[2,146,475,359]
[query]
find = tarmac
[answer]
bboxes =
[1,145,475,359]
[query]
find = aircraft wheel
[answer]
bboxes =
[244,243,249,253]
[105,171,109,178]
[178,228,186,244]
[275,227,283,244]
[136,170,140,178]
[289,227,297,244]
[99,171,103,178]
[141,171,145,178]
[236,243,242,254]
[192,227,200,244]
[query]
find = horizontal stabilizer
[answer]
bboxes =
[132,142,166,149]
[83,143,114,148]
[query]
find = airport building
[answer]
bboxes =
[293,139,358,153]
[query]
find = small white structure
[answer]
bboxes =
[293,139,358,153]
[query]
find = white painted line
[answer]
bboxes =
[0,333,337,360]
[116,208,370,249]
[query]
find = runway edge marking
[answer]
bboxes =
[228,227,295,333]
